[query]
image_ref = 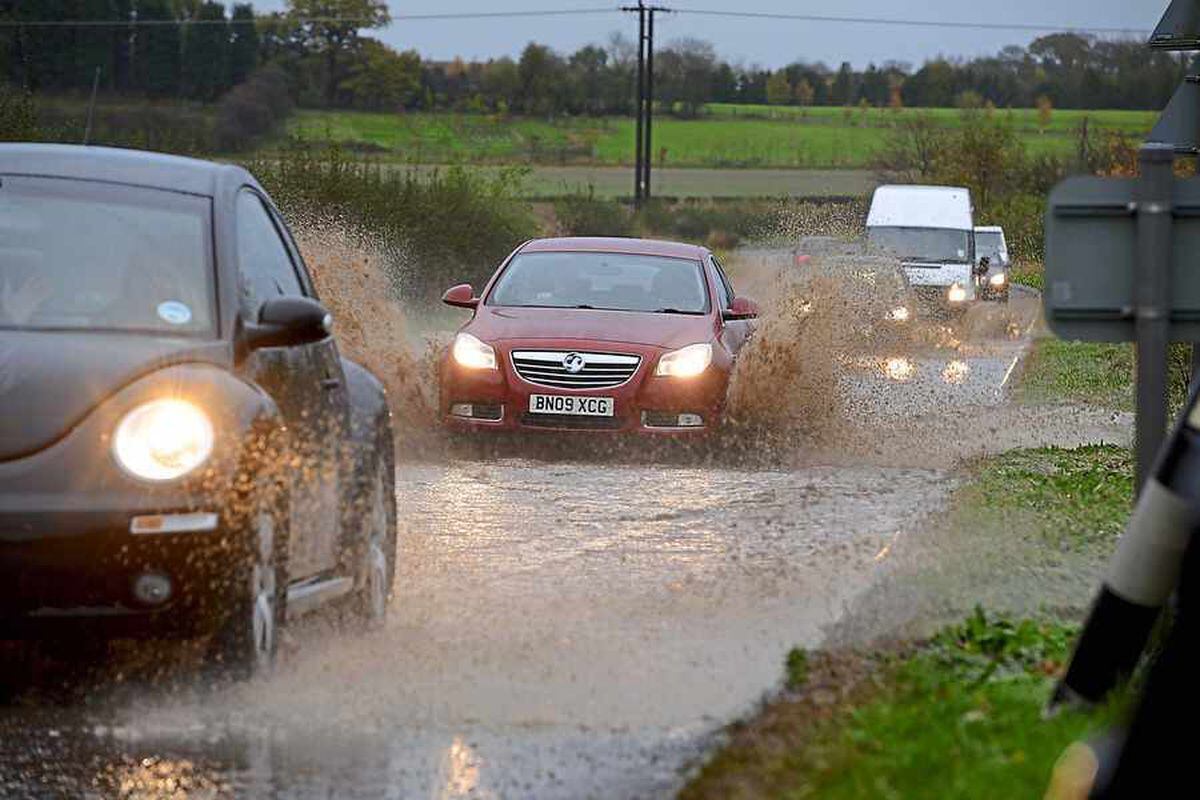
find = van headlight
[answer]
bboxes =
[113,399,214,482]
[656,343,713,378]
[452,332,497,370]
[947,284,968,303]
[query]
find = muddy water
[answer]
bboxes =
[0,247,1129,798]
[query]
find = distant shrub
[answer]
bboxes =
[0,84,38,141]
[249,142,538,299]
[34,100,212,153]
[554,187,633,236]
[985,192,1045,263]
[215,65,294,152]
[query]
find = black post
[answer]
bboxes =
[83,66,101,146]
[644,7,655,202]
[634,2,645,206]
[1135,143,1176,493]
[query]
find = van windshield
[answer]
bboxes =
[975,231,1007,263]
[868,227,971,264]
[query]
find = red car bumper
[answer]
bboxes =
[440,340,730,436]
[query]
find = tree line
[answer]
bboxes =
[1,0,260,101]
[0,1,1186,115]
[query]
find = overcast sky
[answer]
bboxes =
[258,1,1162,69]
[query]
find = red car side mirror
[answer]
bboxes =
[442,284,479,309]
[723,296,759,321]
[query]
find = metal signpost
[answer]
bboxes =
[1046,5,1200,791]
[1045,0,1200,492]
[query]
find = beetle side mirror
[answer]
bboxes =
[442,284,479,309]
[974,256,991,277]
[723,296,759,321]
[242,296,332,352]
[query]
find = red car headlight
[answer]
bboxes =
[452,332,497,370]
[655,343,713,378]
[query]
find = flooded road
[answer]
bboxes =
[0,280,1128,798]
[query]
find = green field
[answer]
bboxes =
[283,105,1157,170]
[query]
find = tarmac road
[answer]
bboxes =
[0,287,1132,799]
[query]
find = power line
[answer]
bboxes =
[0,7,1152,36]
[0,9,620,28]
[672,8,1150,37]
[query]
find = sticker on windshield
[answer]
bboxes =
[957,249,966,258]
[157,301,192,326]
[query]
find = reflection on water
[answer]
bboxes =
[882,357,916,382]
[441,736,486,799]
[941,359,970,385]
[94,754,230,800]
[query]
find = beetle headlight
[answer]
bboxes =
[113,399,214,482]
[656,343,713,378]
[452,332,497,370]
[989,272,1007,287]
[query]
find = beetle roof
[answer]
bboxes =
[0,143,247,196]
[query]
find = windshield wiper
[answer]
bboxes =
[653,308,703,315]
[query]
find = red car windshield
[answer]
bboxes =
[0,176,215,336]
[488,251,710,314]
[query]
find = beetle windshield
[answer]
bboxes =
[868,226,971,264]
[0,176,214,335]
[489,251,710,314]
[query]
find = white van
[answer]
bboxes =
[866,185,976,309]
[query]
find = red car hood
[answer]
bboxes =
[469,306,716,350]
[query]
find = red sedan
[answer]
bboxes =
[439,237,758,435]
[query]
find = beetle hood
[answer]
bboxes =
[0,331,230,461]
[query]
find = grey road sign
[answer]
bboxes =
[1044,171,1200,343]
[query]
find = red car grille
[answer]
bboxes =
[510,350,641,390]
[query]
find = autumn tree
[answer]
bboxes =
[765,71,791,106]
[795,79,815,107]
[1036,94,1054,132]
[288,0,390,107]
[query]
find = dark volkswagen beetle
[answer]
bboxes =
[0,144,396,677]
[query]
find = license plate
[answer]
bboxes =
[528,394,614,417]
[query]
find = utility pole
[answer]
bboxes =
[622,2,671,207]
[633,2,645,204]
[645,7,656,201]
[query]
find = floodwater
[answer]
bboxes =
[0,247,1130,798]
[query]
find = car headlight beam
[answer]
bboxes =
[989,272,1007,287]
[947,284,968,304]
[113,399,214,482]
[452,332,497,370]
[656,343,713,378]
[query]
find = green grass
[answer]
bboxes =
[683,611,1125,800]
[281,106,1157,170]
[967,446,1133,550]
[793,615,1117,800]
[1018,339,1136,410]
[683,445,1135,800]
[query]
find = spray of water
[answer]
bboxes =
[292,217,442,456]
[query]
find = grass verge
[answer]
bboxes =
[682,610,1123,800]
[682,444,1133,799]
[966,446,1132,551]
[1018,339,1192,413]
